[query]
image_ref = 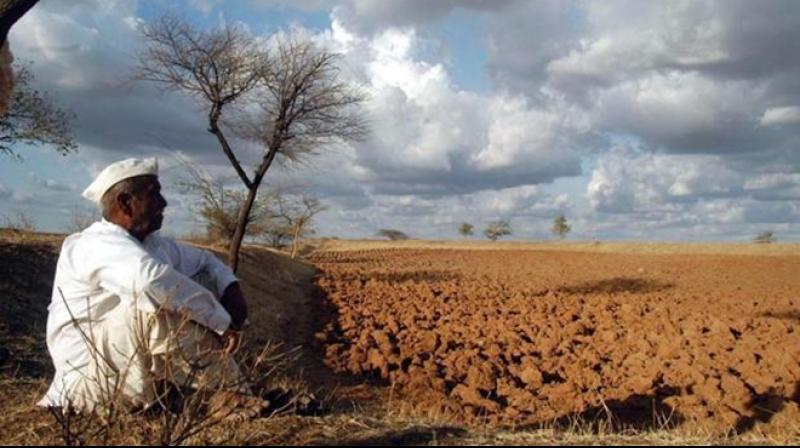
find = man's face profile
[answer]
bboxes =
[128,176,167,238]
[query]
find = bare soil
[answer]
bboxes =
[311,247,800,434]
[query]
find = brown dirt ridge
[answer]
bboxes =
[311,246,800,433]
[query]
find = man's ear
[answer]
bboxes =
[116,192,134,217]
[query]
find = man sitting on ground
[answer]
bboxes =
[38,157,262,415]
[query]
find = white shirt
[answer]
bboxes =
[39,220,238,407]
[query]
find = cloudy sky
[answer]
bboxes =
[3,0,800,241]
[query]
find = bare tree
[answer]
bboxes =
[137,17,367,272]
[270,193,325,259]
[261,212,294,249]
[0,63,76,157]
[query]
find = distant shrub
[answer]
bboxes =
[754,230,776,244]
[458,222,474,238]
[376,229,409,241]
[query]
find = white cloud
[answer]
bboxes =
[760,106,800,126]
[487,1,799,157]
[472,95,562,170]
[11,189,33,202]
[315,19,582,195]
[330,0,513,35]
[745,173,800,191]
[588,148,745,213]
[548,1,728,86]
[588,72,765,153]
[188,0,224,15]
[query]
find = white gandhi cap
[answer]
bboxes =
[82,157,159,204]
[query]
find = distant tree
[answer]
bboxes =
[180,167,325,256]
[0,64,76,158]
[458,222,474,238]
[377,229,409,241]
[176,159,275,244]
[261,214,294,249]
[270,193,325,259]
[484,220,511,241]
[177,158,324,256]
[551,214,571,239]
[754,230,776,244]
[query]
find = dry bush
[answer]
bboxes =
[754,230,776,244]
[2,210,36,243]
[376,229,409,241]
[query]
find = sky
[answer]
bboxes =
[3,0,800,242]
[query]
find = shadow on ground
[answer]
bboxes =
[557,277,674,295]
[734,383,800,435]
[0,240,59,378]
[318,425,467,446]
[332,270,461,284]
[758,311,800,322]
[537,388,685,434]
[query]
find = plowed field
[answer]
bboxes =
[311,247,800,432]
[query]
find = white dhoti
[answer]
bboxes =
[58,304,242,412]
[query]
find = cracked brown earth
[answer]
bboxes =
[311,248,800,431]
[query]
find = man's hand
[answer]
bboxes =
[221,329,243,354]
[220,282,248,331]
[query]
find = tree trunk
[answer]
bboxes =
[228,185,259,273]
[0,0,38,45]
[290,222,301,259]
[0,0,38,114]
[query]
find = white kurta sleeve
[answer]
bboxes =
[153,237,239,298]
[84,238,232,335]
